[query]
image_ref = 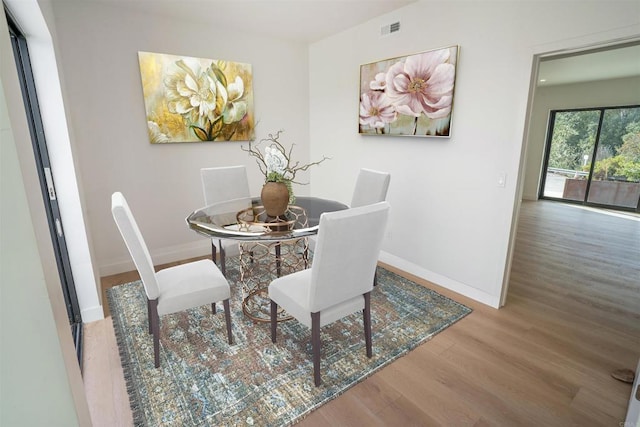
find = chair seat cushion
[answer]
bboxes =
[269,269,364,328]
[156,259,230,316]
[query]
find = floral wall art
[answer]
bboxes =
[138,51,254,143]
[359,45,459,137]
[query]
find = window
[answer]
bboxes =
[540,105,640,211]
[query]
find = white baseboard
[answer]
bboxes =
[379,251,500,308]
[99,240,211,277]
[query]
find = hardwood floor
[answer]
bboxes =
[84,200,640,426]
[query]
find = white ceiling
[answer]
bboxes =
[106,0,416,44]
[537,43,640,86]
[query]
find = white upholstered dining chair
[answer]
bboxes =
[309,168,390,252]
[111,192,233,368]
[350,167,390,287]
[269,201,390,386]
[350,168,391,208]
[200,166,251,276]
[310,167,390,285]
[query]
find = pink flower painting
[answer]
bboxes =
[359,46,458,137]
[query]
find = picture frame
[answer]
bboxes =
[138,51,254,143]
[358,45,459,137]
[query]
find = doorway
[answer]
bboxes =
[503,37,640,304]
[508,39,640,420]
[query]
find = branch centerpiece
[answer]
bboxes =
[242,130,329,217]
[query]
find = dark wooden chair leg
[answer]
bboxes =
[312,311,321,386]
[219,240,227,276]
[147,299,153,335]
[223,299,233,344]
[212,302,216,314]
[270,300,278,343]
[363,292,372,358]
[373,270,378,287]
[149,299,160,368]
[211,241,217,263]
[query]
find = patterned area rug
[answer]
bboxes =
[107,257,471,426]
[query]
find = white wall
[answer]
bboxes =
[47,2,311,276]
[523,76,640,200]
[309,0,640,307]
[0,9,90,426]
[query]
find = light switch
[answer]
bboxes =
[497,172,506,187]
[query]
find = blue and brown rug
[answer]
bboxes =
[107,257,471,426]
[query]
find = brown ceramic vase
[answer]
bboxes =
[261,181,289,217]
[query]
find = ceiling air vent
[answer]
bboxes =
[380,21,401,37]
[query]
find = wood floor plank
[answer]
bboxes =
[439,330,587,425]
[374,394,439,426]
[571,385,629,425]
[83,319,133,427]
[337,375,401,416]
[306,390,389,427]
[374,351,481,426]
[394,344,529,426]
[84,201,639,425]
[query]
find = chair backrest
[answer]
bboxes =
[309,201,390,313]
[111,192,160,299]
[201,166,250,206]
[350,168,391,208]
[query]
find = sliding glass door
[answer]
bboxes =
[6,9,83,365]
[540,105,640,212]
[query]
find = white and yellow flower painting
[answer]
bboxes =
[138,51,254,143]
[359,46,459,137]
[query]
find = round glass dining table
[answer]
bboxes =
[186,196,348,322]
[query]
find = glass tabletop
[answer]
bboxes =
[186,196,348,241]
